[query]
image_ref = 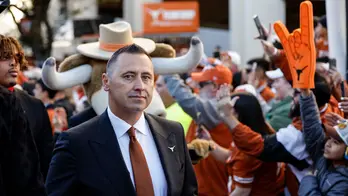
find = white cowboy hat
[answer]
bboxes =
[77,21,156,60]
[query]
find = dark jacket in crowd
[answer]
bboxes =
[299,93,348,195]
[54,97,75,120]
[68,106,97,128]
[15,89,53,180]
[0,87,46,195]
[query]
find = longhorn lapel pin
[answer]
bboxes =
[168,145,175,152]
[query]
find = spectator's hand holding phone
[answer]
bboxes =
[260,40,279,57]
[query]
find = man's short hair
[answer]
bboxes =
[247,58,271,72]
[106,44,152,75]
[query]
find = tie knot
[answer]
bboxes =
[128,126,136,138]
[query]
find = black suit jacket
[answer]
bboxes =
[46,111,197,196]
[15,90,53,180]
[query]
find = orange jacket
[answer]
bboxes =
[186,121,232,196]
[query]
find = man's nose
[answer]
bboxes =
[9,58,17,67]
[133,77,145,91]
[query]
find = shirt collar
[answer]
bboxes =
[107,107,148,139]
[8,87,14,92]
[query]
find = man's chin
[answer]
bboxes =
[9,82,16,87]
[128,105,147,112]
[1,81,16,88]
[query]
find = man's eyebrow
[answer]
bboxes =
[121,71,136,75]
[141,72,152,76]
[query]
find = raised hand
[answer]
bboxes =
[261,40,278,57]
[254,23,272,41]
[274,1,316,89]
[339,98,348,114]
[196,125,212,140]
[216,84,239,120]
[325,112,345,127]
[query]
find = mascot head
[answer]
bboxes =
[42,21,203,116]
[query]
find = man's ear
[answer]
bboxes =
[102,73,110,91]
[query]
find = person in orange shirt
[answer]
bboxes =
[164,63,233,195]
[190,92,285,196]
[213,74,342,196]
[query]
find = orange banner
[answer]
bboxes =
[143,1,199,34]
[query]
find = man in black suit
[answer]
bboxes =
[46,43,197,195]
[0,34,47,194]
[14,89,54,179]
[0,35,53,180]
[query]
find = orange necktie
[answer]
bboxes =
[128,127,155,196]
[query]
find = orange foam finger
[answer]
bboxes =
[300,1,314,45]
[274,21,290,44]
[293,29,302,46]
[274,22,292,60]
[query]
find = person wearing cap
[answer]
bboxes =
[221,51,241,74]
[163,64,233,195]
[265,68,293,131]
[298,84,348,195]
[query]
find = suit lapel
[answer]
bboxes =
[89,112,136,196]
[145,114,182,196]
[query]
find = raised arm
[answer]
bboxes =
[164,75,221,129]
[216,84,309,170]
[299,90,325,163]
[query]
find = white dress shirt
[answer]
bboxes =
[107,108,167,196]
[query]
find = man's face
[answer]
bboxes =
[34,83,47,101]
[272,77,291,100]
[156,76,171,103]
[316,62,329,75]
[0,50,19,87]
[199,82,217,100]
[316,24,328,40]
[324,137,346,160]
[103,53,154,113]
[255,67,266,81]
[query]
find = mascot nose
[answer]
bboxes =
[191,36,201,46]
